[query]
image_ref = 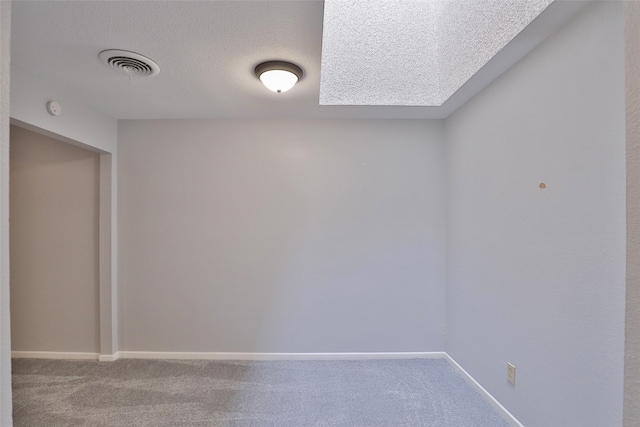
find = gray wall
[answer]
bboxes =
[10,125,100,353]
[0,0,10,424]
[625,1,640,424]
[118,119,446,352]
[445,2,625,426]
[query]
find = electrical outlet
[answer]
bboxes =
[507,363,516,385]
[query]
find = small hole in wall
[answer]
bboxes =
[539,183,547,189]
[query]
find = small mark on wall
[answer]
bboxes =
[539,183,547,189]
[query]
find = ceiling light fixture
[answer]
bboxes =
[254,61,303,93]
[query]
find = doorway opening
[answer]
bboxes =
[9,124,111,358]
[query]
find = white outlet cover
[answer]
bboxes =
[507,363,516,384]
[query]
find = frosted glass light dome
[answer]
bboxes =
[255,61,304,94]
[259,69,299,93]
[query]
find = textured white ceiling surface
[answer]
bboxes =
[320,0,554,106]
[319,1,441,106]
[437,0,554,102]
[11,0,587,119]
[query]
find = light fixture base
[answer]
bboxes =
[254,61,303,80]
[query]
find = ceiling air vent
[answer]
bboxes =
[99,49,160,77]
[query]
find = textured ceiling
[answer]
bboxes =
[10,1,589,120]
[436,0,554,103]
[320,0,554,106]
[320,1,441,106]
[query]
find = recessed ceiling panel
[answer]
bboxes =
[319,1,441,106]
[320,0,555,106]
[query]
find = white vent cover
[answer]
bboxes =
[99,49,160,77]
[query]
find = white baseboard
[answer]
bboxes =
[443,354,524,427]
[117,351,447,361]
[11,351,100,360]
[98,352,120,362]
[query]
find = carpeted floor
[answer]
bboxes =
[12,358,510,427]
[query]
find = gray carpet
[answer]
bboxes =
[12,358,510,427]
